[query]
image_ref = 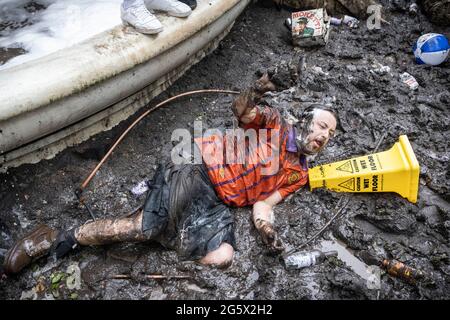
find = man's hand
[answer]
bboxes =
[253,73,276,95]
[231,89,256,120]
[231,73,276,124]
[255,218,285,253]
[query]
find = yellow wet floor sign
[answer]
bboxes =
[308,135,420,203]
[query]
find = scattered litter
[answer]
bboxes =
[346,64,357,73]
[283,250,337,270]
[43,293,55,300]
[186,283,208,293]
[69,292,78,300]
[381,259,425,284]
[35,277,46,293]
[371,65,391,75]
[291,9,330,47]
[370,62,391,75]
[66,263,81,290]
[409,2,419,16]
[330,17,342,26]
[400,72,419,90]
[131,180,149,196]
[20,288,37,300]
[50,271,66,298]
[311,66,329,76]
[342,15,360,28]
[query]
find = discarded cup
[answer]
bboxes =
[400,72,419,90]
[343,15,359,28]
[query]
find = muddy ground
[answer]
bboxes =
[0,1,449,300]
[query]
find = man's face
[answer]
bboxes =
[297,109,336,155]
[298,22,306,32]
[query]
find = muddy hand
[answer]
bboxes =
[231,89,256,119]
[257,219,285,253]
[254,73,276,95]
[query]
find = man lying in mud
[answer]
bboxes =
[3,74,337,275]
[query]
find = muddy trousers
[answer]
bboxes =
[73,210,150,246]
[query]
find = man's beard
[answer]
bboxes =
[295,112,316,155]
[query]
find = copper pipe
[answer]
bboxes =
[79,89,239,192]
[112,274,191,280]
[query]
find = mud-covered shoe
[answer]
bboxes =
[3,225,58,275]
[121,2,164,34]
[178,0,197,10]
[145,0,192,17]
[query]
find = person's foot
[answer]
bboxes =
[121,2,164,34]
[3,225,58,275]
[178,0,197,10]
[145,0,192,17]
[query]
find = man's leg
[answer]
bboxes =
[3,210,149,275]
[198,242,234,269]
[74,210,147,246]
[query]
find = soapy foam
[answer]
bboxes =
[0,0,123,70]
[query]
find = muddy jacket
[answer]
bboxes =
[195,105,308,207]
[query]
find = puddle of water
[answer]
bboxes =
[319,236,370,281]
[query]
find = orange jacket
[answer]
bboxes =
[195,105,308,207]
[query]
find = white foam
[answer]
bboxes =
[0,0,123,71]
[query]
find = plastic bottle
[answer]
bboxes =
[381,259,424,283]
[283,250,338,270]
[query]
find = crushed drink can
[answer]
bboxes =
[343,15,359,28]
[400,72,419,90]
[330,17,342,26]
[291,8,331,47]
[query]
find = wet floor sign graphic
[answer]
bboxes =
[308,135,420,203]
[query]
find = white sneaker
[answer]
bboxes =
[121,3,163,34]
[145,0,192,18]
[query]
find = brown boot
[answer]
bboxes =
[3,225,58,275]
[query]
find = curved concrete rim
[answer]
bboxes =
[0,0,242,122]
[0,0,250,171]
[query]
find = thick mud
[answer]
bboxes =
[0,1,449,300]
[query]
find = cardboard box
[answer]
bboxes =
[291,8,330,47]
